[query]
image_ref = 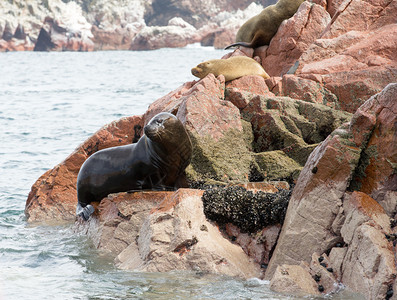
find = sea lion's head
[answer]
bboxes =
[145,112,191,149]
[144,112,193,170]
[191,60,216,79]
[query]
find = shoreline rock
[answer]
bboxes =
[265,83,397,299]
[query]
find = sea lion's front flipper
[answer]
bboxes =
[76,203,94,221]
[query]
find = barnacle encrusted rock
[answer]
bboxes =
[202,185,291,233]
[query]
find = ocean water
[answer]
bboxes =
[0,46,361,299]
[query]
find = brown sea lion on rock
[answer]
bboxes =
[191,56,270,82]
[76,112,192,220]
[225,0,305,49]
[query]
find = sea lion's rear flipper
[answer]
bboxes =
[224,41,253,50]
[225,30,268,50]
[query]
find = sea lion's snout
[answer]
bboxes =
[191,67,200,77]
[144,112,177,137]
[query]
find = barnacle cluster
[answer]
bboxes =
[202,185,291,233]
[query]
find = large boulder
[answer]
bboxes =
[265,83,397,299]
[83,189,262,279]
[261,1,331,77]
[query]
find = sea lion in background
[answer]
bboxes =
[225,0,305,49]
[191,56,270,82]
[76,112,193,220]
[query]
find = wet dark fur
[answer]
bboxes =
[76,112,192,207]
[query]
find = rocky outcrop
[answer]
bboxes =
[129,17,200,50]
[87,189,262,278]
[23,0,397,297]
[0,0,94,52]
[34,16,94,51]
[26,72,350,223]
[265,83,397,299]
[0,0,273,51]
[252,0,397,113]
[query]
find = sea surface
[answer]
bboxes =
[0,46,361,299]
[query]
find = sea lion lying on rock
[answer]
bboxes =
[191,56,270,82]
[225,0,305,49]
[76,112,193,220]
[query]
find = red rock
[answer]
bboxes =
[348,83,397,209]
[327,0,345,17]
[91,25,137,51]
[95,189,262,278]
[265,83,397,299]
[248,0,397,114]
[321,0,395,38]
[144,80,197,123]
[0,23,35,52]
[213,29,236,49]
[25,116,143,222]
[289,14,397,113]
[262,1,331,77]
[175,74,244,141]
[279,74,337,108]
[145,73,242,143]
[225,75,274,109]
[91,191,170,254]
[200,29,237,49]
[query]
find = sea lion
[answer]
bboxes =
[225,0,305,49]
[191,56,270,82]
[76,112,193,220]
